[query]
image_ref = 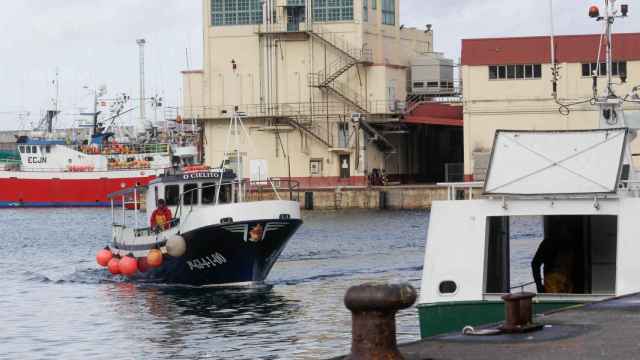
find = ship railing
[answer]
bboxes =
[108,185,149,230]
[68,143,171,156]
[437,181,484,201]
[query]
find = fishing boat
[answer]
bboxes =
[417,0,640,338]
[95,113,302,286]
[0,98,199,208]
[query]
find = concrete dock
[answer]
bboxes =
[392,293,640,359]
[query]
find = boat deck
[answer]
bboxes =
[393,293,640,359]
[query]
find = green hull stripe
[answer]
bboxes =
[417,300,581,338]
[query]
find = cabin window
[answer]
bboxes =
[26,146,31,154]
[19,146,24,153]
[145,156,154,162]
[165,185,180,206]
[32,146,37,153]
[202,183,216,204]
[45,145,51,153]
[219,184,232,204]
[485,215,617,295]
[183,183,199,205]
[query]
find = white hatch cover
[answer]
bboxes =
[483,128,627,195]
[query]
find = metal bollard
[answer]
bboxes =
[344,283,417,360]
[500,292,541,333]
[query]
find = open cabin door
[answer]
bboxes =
[485,216,510,293]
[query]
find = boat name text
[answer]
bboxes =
[182,172,222,180]
[27,157,47,164]
[187,252,227,271]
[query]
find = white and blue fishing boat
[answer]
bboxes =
[97,113,302,286]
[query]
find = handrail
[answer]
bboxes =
[437,181,484,201]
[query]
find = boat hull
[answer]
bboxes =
[121,218,302,286]
[417,300,581,338]
[0,171,156,208]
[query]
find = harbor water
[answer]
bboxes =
[0,209,542,359]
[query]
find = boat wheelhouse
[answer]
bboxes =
[107,168,302,286]
[418,128,640,337]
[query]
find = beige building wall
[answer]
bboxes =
[184,0,432,186]
[463,61,640,178]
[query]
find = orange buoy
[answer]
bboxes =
[147,249,163,268]
[107,258,121,275]
[96,247,113,267]
[138,257,150,273]
[119,255,138,277]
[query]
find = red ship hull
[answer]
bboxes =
[0,170,157,207]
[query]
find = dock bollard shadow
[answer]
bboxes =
[344,283,417,360]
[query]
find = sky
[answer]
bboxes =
[0,0,638,131]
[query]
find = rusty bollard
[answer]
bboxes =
[344,283,417,360]
[500,292,542,333]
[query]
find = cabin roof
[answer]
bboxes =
[150,169,236,185]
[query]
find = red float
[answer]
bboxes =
[138,257,150,273]
[107,258,121,275]
[119,255,138,277]
[147,249,163,268]
[96,248,113,267]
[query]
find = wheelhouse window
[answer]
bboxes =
[165,185,180,206]
[219,184,232,204]
[202,182,216,204]
[485,215,617,295]
[489,64,542,80]
[183,183,199,205]
[211,0,263,26]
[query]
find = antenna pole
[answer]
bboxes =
[137,39,147,129]
[605,0,614,96]
[549,0,558,98]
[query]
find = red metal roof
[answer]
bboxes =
[461,33,640,66]
[404,102,463,127]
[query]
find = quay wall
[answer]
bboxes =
[254,185,451,210]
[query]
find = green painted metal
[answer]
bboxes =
[0,150,20,164]
[417,300,582,338]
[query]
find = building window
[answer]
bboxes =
[489,64,542,80]
[314,0,354,22]
[381,0,395,25]
[363,0,368,22]
[372,0,377,9]
[211,0,263,26]
[310,159,323,176]
[413,82,425,88]
[427,81,439,88]
[581,61,627,77]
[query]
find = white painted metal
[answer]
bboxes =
[484,129,626,195]
[419,189,640,307]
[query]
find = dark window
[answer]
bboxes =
[19,146,24,153]
[582,63,591,77]
[381,0,394,25]
[498,65,506,79]
[489,65,498,79]
[413,82,425,88]
[525,64,533,78]
[617,61,627,76]
[45,145,51,153]
[211,0,263,27]
[32,146,37,153]
[515,64,524,79]
[183,183,199,205]
[145,156,154,162]
[600,62,607,76]
[26,146,31,154]
[219,184,232,204]
[427,81,439,87]
[165,185,180,206]
[439,281,457,294]
[533,64,542,78]
[506,65,515,79]
[202,183,216,204]
[314,0,354,22]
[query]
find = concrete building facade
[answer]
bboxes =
[183,0,439,187]
[461,33,640,181]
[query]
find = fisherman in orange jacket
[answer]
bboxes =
[150,199,173,231]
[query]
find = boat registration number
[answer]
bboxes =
[187,253,227,271]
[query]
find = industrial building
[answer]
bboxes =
[461,33,640,181]
[182,0,461,187]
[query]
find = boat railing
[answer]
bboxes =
[69,142,171,156]
[437,182,484,201]
[174,178,301,222]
